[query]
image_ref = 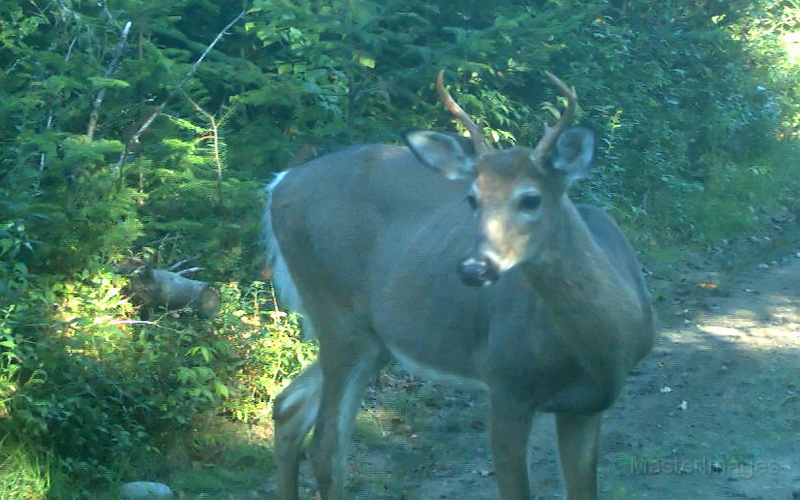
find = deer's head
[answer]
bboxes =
[404,71,595,286]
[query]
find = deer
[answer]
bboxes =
[265,70,656,500]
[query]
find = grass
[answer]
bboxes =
[1,415,274,499]
[125,416,274,498]
[0,437,50,500]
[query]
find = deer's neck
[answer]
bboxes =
[523,201,650,384]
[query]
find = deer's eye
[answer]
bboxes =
[517,193,542,212]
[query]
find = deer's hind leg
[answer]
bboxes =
[309,320,387,500]
[273,362,323,500]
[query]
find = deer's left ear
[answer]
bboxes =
[551,126,595,180]
[402,129,477,180]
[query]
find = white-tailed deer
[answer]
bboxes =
[266,70,655,500]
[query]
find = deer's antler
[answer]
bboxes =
[532,71,578,161]
[437,70,484,151]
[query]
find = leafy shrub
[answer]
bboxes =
[0,271,315,490]
[0,273,213,483]
[217,281,316,423]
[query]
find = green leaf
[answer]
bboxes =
[87,77,130,89]
[213,380,229,398]
[0,339,17,349]
[357,55,376,69]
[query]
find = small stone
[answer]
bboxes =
[120,481,173,499]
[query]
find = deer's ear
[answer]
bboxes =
[552,126,596,180]
[402,129,477,180]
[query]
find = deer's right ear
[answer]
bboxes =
[402,130,477,180]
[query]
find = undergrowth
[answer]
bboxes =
[0,277,314,497]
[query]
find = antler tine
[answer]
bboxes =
[436,70,484,151]
[532,70,578,161]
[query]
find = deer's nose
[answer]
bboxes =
[458,256,499,287]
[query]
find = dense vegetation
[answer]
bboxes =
[1,0,798,496]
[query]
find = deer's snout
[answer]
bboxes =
[458,255,499,287]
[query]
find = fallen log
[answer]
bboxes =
[131,267,220,317]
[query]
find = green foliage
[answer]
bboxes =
[1,274,159,487]
[233,0,800,251]
[561,1,800,247]
[3,0,798,279]
[0,272,314,492]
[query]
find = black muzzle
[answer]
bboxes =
[458,256,499,287]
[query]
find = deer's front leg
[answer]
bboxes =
[488,391,535,500]
[555,411,601,500]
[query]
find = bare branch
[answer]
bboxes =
[175,267,203,276]
[184,10,246,87]
[87,21,132,139]
[167,255,201,272]
[178,89,226,207]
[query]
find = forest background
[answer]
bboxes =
[1,0,799,497]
